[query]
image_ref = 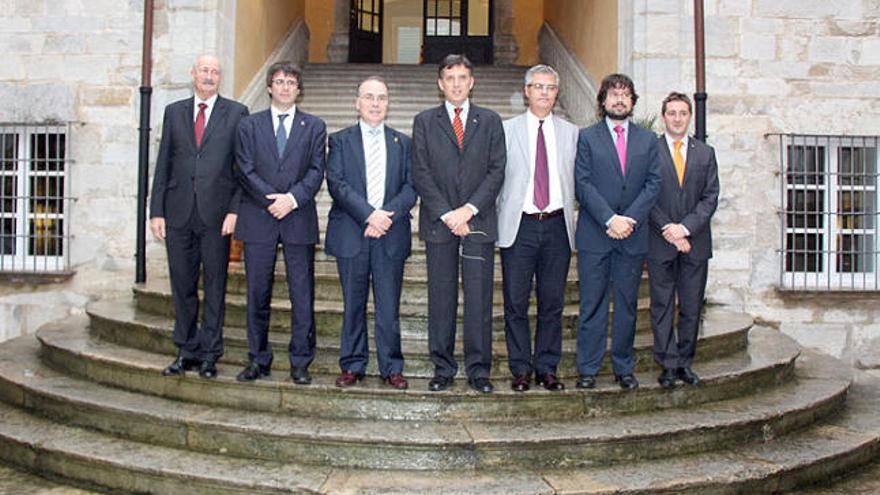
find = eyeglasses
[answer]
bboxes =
[607,89,633,100]
[359,93,388,102]
[272,79,298,88]
[528,83,558,92]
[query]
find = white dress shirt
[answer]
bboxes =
[359,119,387,209]
[193,93,218,125]
[522,111,563,214]
[270,104,298,209]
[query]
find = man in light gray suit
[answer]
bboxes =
[496,64,578,392]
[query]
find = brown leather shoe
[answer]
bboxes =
[511,373,530,392]
[536,372,565,391]
[335,370,364,387]
[384,373,409,390]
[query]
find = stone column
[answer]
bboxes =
[327,0,350,63]
[493,0,518,65]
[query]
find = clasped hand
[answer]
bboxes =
[364,209,394,238]
[606,215,636,240]
[266,193,295,219]
[444,206,473,237]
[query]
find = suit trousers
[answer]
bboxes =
[336,239,406,377]
[576,249,645,376]
[425,237,495,380]
[243,239,316,369]
[164,202,230,361]
[647,255,708,369]
[500,214,571,376]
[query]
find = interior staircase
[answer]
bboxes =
[0,63,878,494]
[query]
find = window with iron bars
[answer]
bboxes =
[0,123,73,273]
[779,134,879,290]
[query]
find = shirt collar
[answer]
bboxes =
[605,117,629,135]
[527,110,553,126]
[194,93,218,109]
[359,119,385,136]
[270,104,296,121]
[665,133,689,150]
[445,99,470,116]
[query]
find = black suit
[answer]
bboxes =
[149,95,249,362]
[647,135,719,369]
[412,102,506,380]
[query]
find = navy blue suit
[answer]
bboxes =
[325,124,416,377]
[235,108,326,369]
[574,120,661,376]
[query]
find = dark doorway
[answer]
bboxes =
[349,0,383,63]
[422,0,493,64]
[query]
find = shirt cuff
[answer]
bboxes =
[605,214,617,227]
[286,193,298,210]
[681,224,691,237]
[465,203,479,216]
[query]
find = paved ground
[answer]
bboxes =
[0,465,98,494]
[800,459,880,494]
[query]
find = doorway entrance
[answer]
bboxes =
[349,0,383,63]
[422,0,493,64]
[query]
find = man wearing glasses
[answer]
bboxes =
[234,61,327,384]
[325,76,417,390]
[496,65,578,392]
[573,73,661,391]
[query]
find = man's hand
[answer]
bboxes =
[672,237,691,253]
[364,225,385,238]
[443,206,474,233]
[221,213,237,236]
[365,209,394,237]
[662,223,688,243]
[150,217,166,241]
[266,193,295,220]
[451,222,471,237]
[606,215,636,240]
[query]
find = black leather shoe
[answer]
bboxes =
[198,360,218,379]
[236,362,270,382]
[162,355,201,376]
[615,374,639,390]
[677,367,702,386]
[511,374,530,392]
[290,367,312,385]
[575,374,596,389]
[428,375,453,392]
[658,368,677,389]
[536,372,565,391]
[469,377,494,394]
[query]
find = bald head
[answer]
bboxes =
[191,55,221,100]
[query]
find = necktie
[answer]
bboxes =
[276,113,288,156]
[194,102,207,147]
[366,128,385,208]
[452,107,464,149]
[614,125,627,175]
[673,140,686,186]
[533,119,549,211]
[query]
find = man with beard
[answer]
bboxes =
[573,73,661,391]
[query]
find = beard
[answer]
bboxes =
[605,107,633,120]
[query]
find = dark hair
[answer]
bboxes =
[356,75,387,96]
[438,54,474,78]
[661,91,692,114]
[596,73,638,119]
[265,61,303,100]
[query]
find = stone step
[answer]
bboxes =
[87,300,751,379]
[132,279,652,339]
[1,344,877,493]
[0,334,848,471]
[38,316,795,422]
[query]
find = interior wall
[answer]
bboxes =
[543,0,617,78]
[234,0,305,97]
[512,0,542,65]
[383,0,423,63]
[306,0,333,63]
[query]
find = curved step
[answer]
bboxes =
[87,300,751,378]
[0,334,849,470]
[38,316,795,421]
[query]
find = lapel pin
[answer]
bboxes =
[393,136,399,143]
[300,121,305,126]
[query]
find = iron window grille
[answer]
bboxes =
[0,123,74,273]
[777,133,879,291]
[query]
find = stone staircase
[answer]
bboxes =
[0,63,879,493]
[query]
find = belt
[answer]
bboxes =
[522,209,564,220]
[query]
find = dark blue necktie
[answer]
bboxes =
[276,113,288,156]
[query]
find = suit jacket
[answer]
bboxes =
[411,103,506,243]
[497,112,578,250]
[324,124,417,259]
[150,95,249,228]
[234,108,326,244]
[648,136,720,261]
[574,120,662,255]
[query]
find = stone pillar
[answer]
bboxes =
[493,0,518,65]
[327,0,350,63]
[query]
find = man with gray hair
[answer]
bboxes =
[496,64,578,392]
[150,54,248,379]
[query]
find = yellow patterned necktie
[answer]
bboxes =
[673,140,685,186]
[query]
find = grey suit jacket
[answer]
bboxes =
[648,135,720,261]
[496,113,578,250]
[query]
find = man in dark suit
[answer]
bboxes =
[649,92,720,389]
[412,54,506,394]
[234,61,326,384]
[149,54,249,379]
[574,73,662,391]
[325,76,417,390]
[497,64,578,392]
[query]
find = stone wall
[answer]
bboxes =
[628,0,880,365]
